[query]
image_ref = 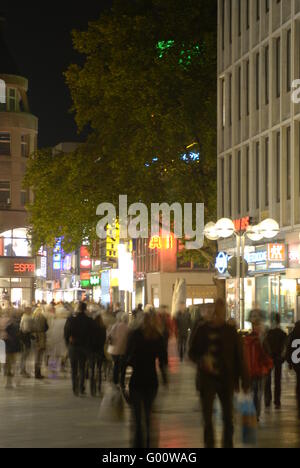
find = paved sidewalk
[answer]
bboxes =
[0,354,299,448]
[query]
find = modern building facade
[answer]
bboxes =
[217,0,300,326]
[0,24,38,307]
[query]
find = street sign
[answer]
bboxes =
[227,256,248,278]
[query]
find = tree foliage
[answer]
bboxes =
[25,0,217,263]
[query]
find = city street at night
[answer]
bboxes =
[0,342,299,449]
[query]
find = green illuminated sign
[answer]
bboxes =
[90,276,100,286]
[80,280,90,288]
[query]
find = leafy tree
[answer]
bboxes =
[25,0,217,264]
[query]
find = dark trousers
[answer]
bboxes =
[252,377,265,419]
[90,353,104,396]
[35,349,44,377]
[130,387,157,449]
[112,355,126,387]
[265,360,282,407]
[69,345,88,395]
[199,376,234,449]
[177,336,188,361]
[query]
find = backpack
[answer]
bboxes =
[244,334,273,378]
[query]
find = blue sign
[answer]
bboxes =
[215,252,229,275]
[53,238,62,271]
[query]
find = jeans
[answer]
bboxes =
[90,353,104,396]
[130,387,157,448]
[112,355,126,387]
[252,377,265,419]
[20,344,31,375]
[199,375,234,449]
[265,360,282,407]
[177,336,188,361]
[69,345,88,395]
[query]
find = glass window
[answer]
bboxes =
[8,88,17,112]
[0,228,32,257]
[0,133,11,156]
[21,135,30,158]
[255,276,269,315]
[0,181,11,208]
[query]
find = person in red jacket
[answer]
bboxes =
[244,310,273,421]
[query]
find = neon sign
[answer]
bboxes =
[14,263,35,273]
[149,235,174,250]
[215,252,229,275]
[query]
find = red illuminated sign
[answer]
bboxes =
[233,217,250,232]
[14,263,35,274]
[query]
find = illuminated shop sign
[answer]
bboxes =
[215,252,229,275]
[149,235,174,250]
[0,258,36,278]
[90,275,100,286]
[233,217,251,232]
[53,238,62,271]
[268,244,285,262]
[244,251,267,264]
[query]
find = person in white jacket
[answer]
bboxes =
[108,313,129,388]
[46,305,70,376]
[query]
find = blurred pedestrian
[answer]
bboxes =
[264,313,287,409]
[64,302,93,396]
[90,314,106,396]
[189,298,250,449]
[175,302,191,361]
[125,309,168,448]
[32,306,49,379]
[19,307,33,378]
[108,313,129,389]
[244,310,273,421]
[157,305,173,366]
[286,321,300,420]
[46,304,70,377]
[4,314,22,388]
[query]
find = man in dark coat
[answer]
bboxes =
[264,314,287,409]
[175,302,192,361]
[189,299,250,449]
[64,302,93,396]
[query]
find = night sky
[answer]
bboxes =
[1,2,111,148]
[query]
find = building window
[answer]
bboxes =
[287,29,291,93]
[287,127,291,200]
[256,0,260,21]
[246,146,250,212]
[238,0,241,37]
[265,46,269,104]
[221,158,225,217]
[21,135,30,158]
[265,138,269,207]
[246,0,250,29]
[0,133,11,156]
[276,37,281,98]
[238,66,242,120]
[237,151,241,215]
[229,73,232,125]
[246,60,250,115]
[256,53,260,110]
[221,78,226,128]
[8,88,17,112]
[256,142,260,209]
[276,132,281,203]
[0,182,11,209]
[229,0,232,44]
[21,190,28,207]
[222,0,225,50]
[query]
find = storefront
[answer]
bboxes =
[217,242,297,328]
[0,257,35,307]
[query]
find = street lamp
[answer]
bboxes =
[204,218,279,328]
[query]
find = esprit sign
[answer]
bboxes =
[14,263,35,274]
[0,258,36,278]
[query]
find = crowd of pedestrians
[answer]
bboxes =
[0,297,299,449]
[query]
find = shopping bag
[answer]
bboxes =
[238,394,257,446]
[0,339,6,364]
[98,384,125,423]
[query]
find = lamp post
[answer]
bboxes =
[204,218,280,329]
